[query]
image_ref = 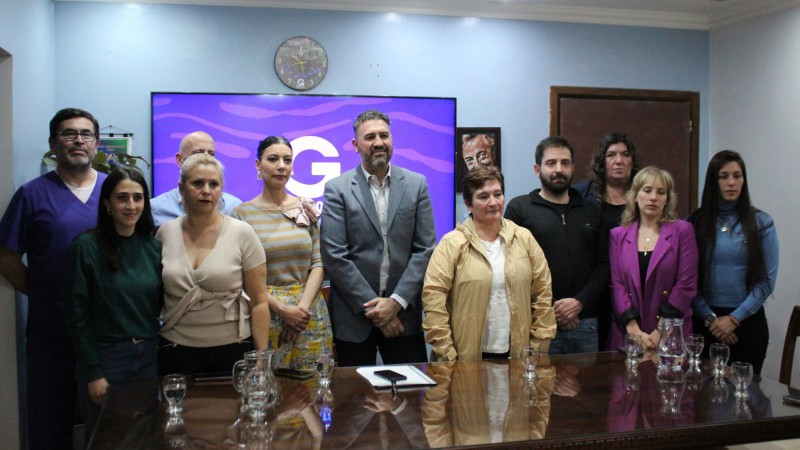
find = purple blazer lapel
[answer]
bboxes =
[620,224,642,297]
[646,221,675,282]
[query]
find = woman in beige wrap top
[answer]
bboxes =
[157,153,271,374]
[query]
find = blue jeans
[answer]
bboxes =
[78,339,158,446]
[549,318,598,355]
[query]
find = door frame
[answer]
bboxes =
[549,86,700,211]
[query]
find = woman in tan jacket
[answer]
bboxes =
[422,167,556,362]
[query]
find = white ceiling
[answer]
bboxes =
[56,0,800,30]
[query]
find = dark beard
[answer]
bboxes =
[540,174,571,195]
[367,148,391,168]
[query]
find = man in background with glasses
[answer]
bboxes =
[0,108,107,450]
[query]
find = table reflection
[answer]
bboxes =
[421,358,555,447]
[90,380,162,449]
[322,373,427,449]
[90,353,800,449]
[170,379,322,449]
[607,358,696,432]
[606,353,773,434]
[693,372,772,424]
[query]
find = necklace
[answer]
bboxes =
[640,230,659,256]
[720,216,736,232]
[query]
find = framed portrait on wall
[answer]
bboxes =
[455,127,501,192]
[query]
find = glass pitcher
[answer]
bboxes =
[656,318,687,369]
[232,350,260,402]
[657,365,686,417]
[243,350,280,416]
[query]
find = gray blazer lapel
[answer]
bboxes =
[387,168,407,230]
[351,169,382,235]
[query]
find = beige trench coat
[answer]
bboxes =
[422,218,556,361]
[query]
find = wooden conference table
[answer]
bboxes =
[89,351,800,449]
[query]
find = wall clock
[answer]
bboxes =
[274,36,328,91]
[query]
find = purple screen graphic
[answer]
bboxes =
[151,93,456,241]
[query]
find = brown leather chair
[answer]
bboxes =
[779,305,800,386]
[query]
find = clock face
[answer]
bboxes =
[274,36,328,91]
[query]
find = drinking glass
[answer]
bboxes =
[624,335,642,367]
[686,334,704,367]
[523,347,540,380]
[314,385,335,433]
[164,414,188,448]
[731,361,753,398]
[316,349,334,387]
[523,378,539,406]
[709,343,730,378]
[711,376,730,403]
[162,374,187,415]
[733,398,752,420]
[685,366,704,391]
[623,366,641,392]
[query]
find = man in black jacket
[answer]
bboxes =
[505,136,609,354]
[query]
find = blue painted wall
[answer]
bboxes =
[1,0,56,187]
[0,1,56,446]
[52,2,709,220]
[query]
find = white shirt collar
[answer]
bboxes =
[360,163,392,184]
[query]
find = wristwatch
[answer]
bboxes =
[704,313,717,328]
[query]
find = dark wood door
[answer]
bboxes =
[550,86,699,217]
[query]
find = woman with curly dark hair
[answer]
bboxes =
[575,132,640,228]
[574,132,640,348]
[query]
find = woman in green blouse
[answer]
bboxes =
[66,167,162,442]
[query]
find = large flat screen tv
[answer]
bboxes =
[151,92,456,241]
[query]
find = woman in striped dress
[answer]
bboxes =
[234,136,333,370]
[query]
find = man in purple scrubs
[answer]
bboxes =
[0,108,107,450]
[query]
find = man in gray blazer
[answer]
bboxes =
[321,109,436,366]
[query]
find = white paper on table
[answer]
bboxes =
[356,365,437,389]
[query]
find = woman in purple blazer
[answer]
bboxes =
[608,167,699,350]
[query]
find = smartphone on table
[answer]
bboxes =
[374,370,407,384]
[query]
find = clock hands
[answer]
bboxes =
[291,55,308,72]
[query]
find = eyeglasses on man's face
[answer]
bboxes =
[58,129,97,142]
